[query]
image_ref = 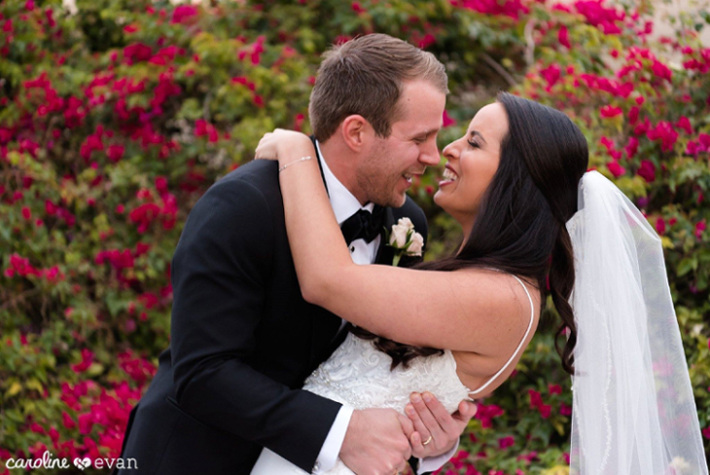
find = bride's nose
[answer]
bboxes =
[442,141,459,161]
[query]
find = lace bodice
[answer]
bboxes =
[303,333,470,413]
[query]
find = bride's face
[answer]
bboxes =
[434,102,508,232]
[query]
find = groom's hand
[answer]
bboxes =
[405,392,477,459]
[340,408,413,474]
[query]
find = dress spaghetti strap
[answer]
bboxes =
[468,275,535,397]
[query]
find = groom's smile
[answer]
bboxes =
[354,79,446,208]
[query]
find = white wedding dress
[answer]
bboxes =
[251,276,534,474]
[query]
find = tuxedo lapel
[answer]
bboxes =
[375,206,395,265]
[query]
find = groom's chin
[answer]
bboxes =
[389,193,408,208]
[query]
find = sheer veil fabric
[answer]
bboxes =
[567,171,708,474]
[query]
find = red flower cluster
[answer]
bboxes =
[686,133,710,157]
[474,402,505,428]
[0,351,157,466]
[682,46,710,75]
[4,253,65,283]
[528,389,552,418]
[128,181,178,233]
[238,35,266,66]
[567,0,625,34]
[171,5,199,25]
[453,0,532,20]
[71,349,95,373]
[195,119,220,143]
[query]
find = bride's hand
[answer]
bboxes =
[255,129,312,163]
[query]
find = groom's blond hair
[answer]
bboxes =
[308,34,448,141]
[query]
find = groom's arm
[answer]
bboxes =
[169,173,341,471]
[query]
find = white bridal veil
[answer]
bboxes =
[567,171,708,474]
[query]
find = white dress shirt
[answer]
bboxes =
[313,142,455,474]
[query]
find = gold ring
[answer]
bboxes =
[422,435,433,446]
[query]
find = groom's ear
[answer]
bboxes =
[340,114,373,152]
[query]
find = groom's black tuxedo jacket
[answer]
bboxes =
[119,158,428,474]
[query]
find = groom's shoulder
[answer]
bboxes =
[203,161,281,204]
[214,160,279,190]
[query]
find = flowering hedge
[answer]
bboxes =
[0,0,708,473]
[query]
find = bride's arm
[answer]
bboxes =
[256,131,533,357]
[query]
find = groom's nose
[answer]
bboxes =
[418,140,440,167]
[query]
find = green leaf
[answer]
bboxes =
[677,257,697,277]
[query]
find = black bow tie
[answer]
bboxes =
[340,206,386,245]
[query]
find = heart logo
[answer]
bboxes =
[73,457,91,470]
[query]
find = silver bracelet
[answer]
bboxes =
[278,155,313,173]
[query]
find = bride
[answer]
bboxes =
[252,93,708,474]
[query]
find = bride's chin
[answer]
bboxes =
[433,191,447,210]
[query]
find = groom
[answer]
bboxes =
[119,34,474,474]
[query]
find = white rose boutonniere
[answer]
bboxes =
[388,217,424,266]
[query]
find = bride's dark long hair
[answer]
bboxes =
[353,92,588,374]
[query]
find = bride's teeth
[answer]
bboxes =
[442,169,457,181]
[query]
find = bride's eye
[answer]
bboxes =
[467,140,480,149]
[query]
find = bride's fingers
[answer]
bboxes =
[255,133,276,159]
[408,392,444,439]
[405,400,431,443]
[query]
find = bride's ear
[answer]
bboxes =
[340,114,373,152]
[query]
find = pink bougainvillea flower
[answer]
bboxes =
[624,136,639,159]
[607,160,625,178]
[539,64,562,90]
[498,435,515,449]
[637,159,656,182]
[454,0,530,20]
[655,217,666,234]
[627,105,640,125]
[171,4,198,24]
[123,43,152,64]
[600,105,623,118]
[351,1,366,13]
[443,110,456,127]
[675,116,693,135]
[599,136,621,160]
[651,59,672,82]
[558,26,570,48]
[474,403,504,428]
[410,31,436,49]
[231,76,256,91]
[107,144,125,162]
[294,113,305,131]
[699,133,710,149]
[646,121,678,151]
[77,412,94,435]
[194,119,219,143]
[574,0,625,34]
[71,348,94,373]
[155,176,168,194]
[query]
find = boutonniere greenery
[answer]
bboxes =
[387,217,424,266]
